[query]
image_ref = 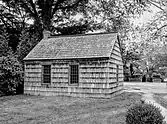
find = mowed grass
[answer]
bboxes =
[154,93,167,109]
[0,92,141,124]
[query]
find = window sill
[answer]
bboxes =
[69,83,79,86]
[41,83,51,88]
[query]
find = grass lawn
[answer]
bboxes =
[0,92,141,124]
[154,93,167,109]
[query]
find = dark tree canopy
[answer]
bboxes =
[1,0,145,33]
[1,0,89,32]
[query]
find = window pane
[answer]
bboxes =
[70,65,79,84]
[43,65,51,84]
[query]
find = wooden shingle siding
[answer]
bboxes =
[51,63,68,86]
[24,59,112,97]
[79,61,108,89]
[106,40,124,94]
[50,82,108,88]
[24,63,42,94]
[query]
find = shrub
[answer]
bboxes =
[0,55,23,95]
[126,102,165,124]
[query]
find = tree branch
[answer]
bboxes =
[59,1,79,10]
[52,0,67,17]
[144,14,165,31]
[157,24,167,31]
[28,0,39,18]
[19,0,36,18]
[148,0,166,13]
[0,18,13,29]
[53,0,83,16]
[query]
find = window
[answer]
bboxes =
[116,65,119,82]
[69,64,79,84]
[43,65,51,84]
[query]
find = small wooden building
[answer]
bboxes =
[23,32,124,98]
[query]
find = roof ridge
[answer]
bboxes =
[48,32,117,39]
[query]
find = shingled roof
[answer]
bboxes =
[24,33,118,60]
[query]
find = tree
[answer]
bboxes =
[1,0,146,33]
[1,0,89,32]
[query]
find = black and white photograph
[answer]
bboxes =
[0,0,167,123]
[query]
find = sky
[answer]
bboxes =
[132,6,160,26]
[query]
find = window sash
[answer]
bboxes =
[69,64,79,84]
[43,65,51,84]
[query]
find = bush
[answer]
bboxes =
[0,55,23,95]
[126,102,164,124]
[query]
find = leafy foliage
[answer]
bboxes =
[0,30,13,56]
[86,0,145,31]
[17,26,43,62]
[121,0,167,78]
[126,102,164,124]
[0,1,27,31]
[1,0,88,31]
[56,19,92,35]
[129,25,167,77]
[122,42,141,64]
[136,0,167,46]
[1,0,146,33]
[0,55,23,95]
[0,28,25,95]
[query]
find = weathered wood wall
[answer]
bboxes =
[24,41,124,98]
[108,39,124,94]
[24,62,42,88]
